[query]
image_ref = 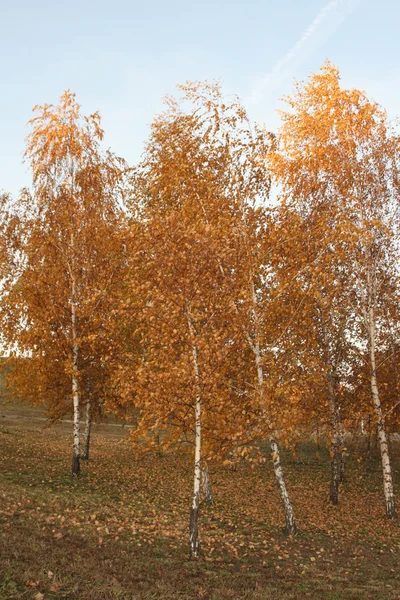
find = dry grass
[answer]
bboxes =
[1,399,400,599]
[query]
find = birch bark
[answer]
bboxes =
[81,399,92,460]
[367,283,396,518]
[187,310,201,558]
[338,409,346,484]
[71,270,80,477]
[251,280,297,535]
[319,316,346,501]
[327,373,342,505]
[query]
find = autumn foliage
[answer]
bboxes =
[1,62,400,559]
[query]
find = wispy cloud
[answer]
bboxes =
[247,0,361,105]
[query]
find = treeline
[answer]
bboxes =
[1,62,400,557]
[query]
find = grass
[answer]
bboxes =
[1,399,400,599]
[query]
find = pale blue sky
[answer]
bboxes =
[1,0,399,196]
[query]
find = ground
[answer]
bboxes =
[0,400,400,599]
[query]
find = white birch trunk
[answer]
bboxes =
[251,280,296,535]
[71,273,80,477]
[319,314,346,497]
[338,409,346,484]
[315,425,321,451]
[367,414,372,453]
[368,300,396,518]
[81,399,92,460]
[187,311,201,558]
[327,373,342,505]
[270,437,297,534]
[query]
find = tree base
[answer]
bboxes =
[386,499,397,519]
[71,455,81,476]
[329,490,339,505]
[189,500,200,558]
[330,452,340,505]
[284,519,297,536]
[81,435,90,461]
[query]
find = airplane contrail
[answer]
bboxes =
[247,0,361,105]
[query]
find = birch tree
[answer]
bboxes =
[120,82,299,554]
[177,82,299,536]
[121,107,241,557]
[3,91,127,476]
[271,61,400,517]
[180,85,299,534]
[269,198,358,503]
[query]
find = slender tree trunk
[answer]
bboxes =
[316,425,321,451]
[339,443,346,483]
[156,432,163,457]
[335,404,345,483]
[270,437,297,534]
[319,311,346,496]
[189,377,201,558]
[329,440,340,506]
[368,304,396,518]
[251,279,296,534]
[81,400,92,460]
[363,255,396,518]
[367,414,372,453]
[202,463,214,504]
[327,373,343,504]
[71,274,80,477]
[187,311,201,558]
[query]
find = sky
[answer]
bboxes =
[1,0,399,196]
